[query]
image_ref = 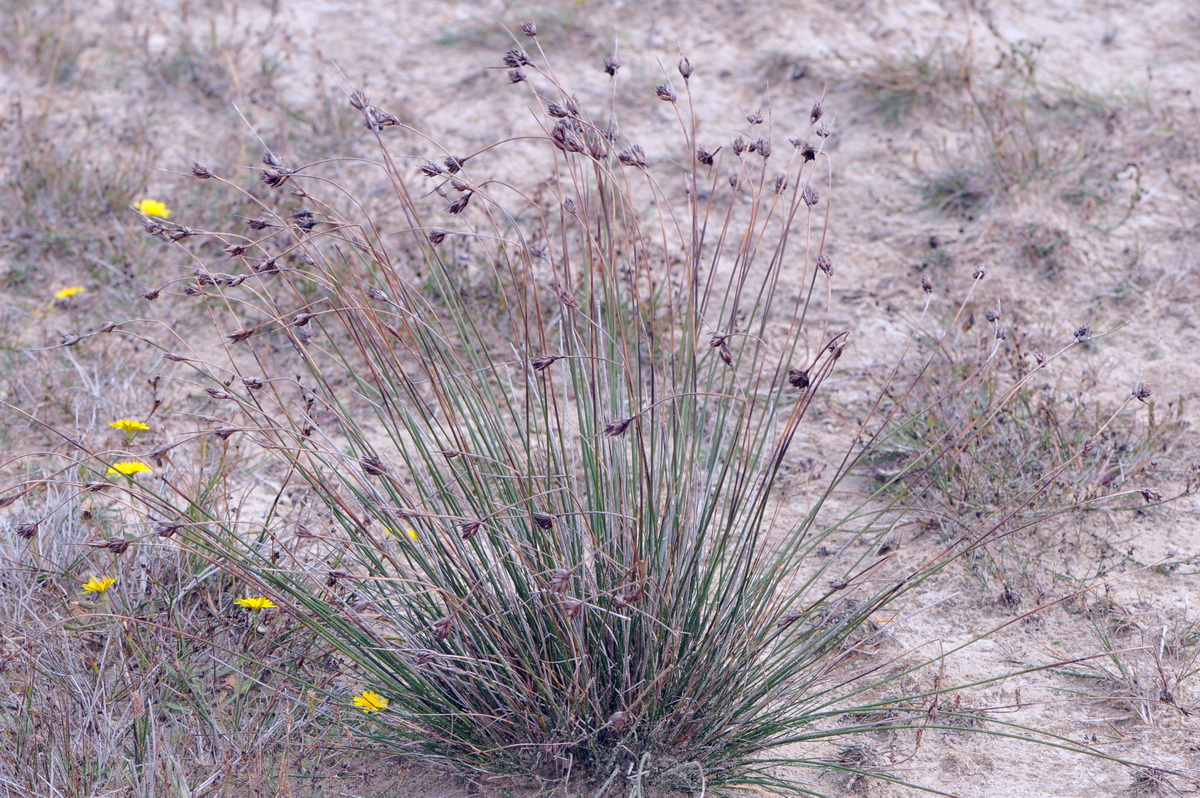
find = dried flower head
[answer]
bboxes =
[134,198,171,218]
[773,174,788,194]
[972,266,987,280]
[746,109,764,125]
[1132,381,1153,403]
[533,512,555,530]
[15,522,38,540]
[448,193,473,215]
[655,85,677,103]
[802,186,820,207]
[618,146,646,168]
[352,690,389,713]
[531,354,561,372]
[816,253,833,276]
[921,273,933,294]
[191,162,213,179]
[460,520,482,540]
[788,368,810,389]
[503,48,531,68]
[810,100,824,123]
[521,21,537,36]
[603,56,620,76]
[697,146,716,166]
[107,536,130,554]
[427,228,447,246]
[678,56,693,79]
[1073,323,1092,342]
[1139,487,1163,503]
[508,68,527,83]
[603,417,634,437]
[227,327,258,343]
[432,617,454,642]
[361,456,387,476]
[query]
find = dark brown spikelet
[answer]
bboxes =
[419,161,444,177]
[718,341,734,367]
[205,388,231,400]
[460,520,482,540]
[603,417,633,437]
[227,327,257,343]
[547,102,570,119]
[746,109,764,125]
[292,312,314,327]
[790,137,816,161]
[755,138,772,158]
[142,288,160,301]
[432,617,454,642]
[531,354,561,372]
[604,56,620,76]
[697,146,716,166]
[551,121,585,153]
[0,493,25,507]
[1132,381,1153,403]
[563,197,577,215]
[443,155,465,174]
[225,244,247,257]
[413,649,438,666]
[802,186,820,207]
[15,522,38,540]
[817,253,833,276]
[191,161,213,179]
[618,146,646,168]
[246,216,271,230]
[508,69,526,84]
[164,352,188,362]
[361,456,387,476]
[259,168,292,188]
[533,512,555,530]
[107,537,131,554]
[1140,488,1163,503]
[427,228,447,246]
[972,266,987,280]
[921,273,933,294]
[810,99,824,123]
[788,368,810,389]
[656,85,677,103]
[521,21,537,36]
[155,521,182,538]
[587,134,609,160]
[678,56,693,79]
[503,48,531,68]
[1073,323,1092,342]
[731,135,748,156]
[448,193,473,215]
[773,174,788,194]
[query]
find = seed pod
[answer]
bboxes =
[603,56,620,76]
[533,512,555,530]
[107,537,131,554]
[15,522,38,540]
[788,368,810,389]
[603,418,633,437]
[432,617,454,642]
[460,520,482,540]
[361,456,387,476]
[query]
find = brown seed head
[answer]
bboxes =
[972,266,987,280]
[678,56,693,79]
[618,146,646,168]
[731,135,748,156]
[697,146,716,166]
[773,174,788,194]
[604,56,620,76]
[508,69,526,83]
[432,617,454,642]
[802,186,820,207]
[533,512,555,530]
[746,109,764,125]
[1132,381,1153,403]
[427,228,447,246]
[108,537,131,554]
[1073,323,1092,342]
[718,341,734,366]
[521,21,537,36]
[155,521,181,538]
[361,456,387,476]
[655,85,677,103]
[755,138,772,158]
[292,312,314,327]
[205,388,231,400]
[142,288,160,300]
[259,168,292,188]
[227,327,257,343]
[460,520,482,540]
[549,569,572,594]
[15,522,38,540]
[817,253,833,276]
[788,368,810,389]
[603,417,634,437]
[419,161,443,177]
[503,48,531,68]
[1140,487,1163,503]
[191,161,213,179]
[448,193,473,215]
[921,274,933,294]
[531,354,561,372]
[810,100,824,123]
[367,287,388,301]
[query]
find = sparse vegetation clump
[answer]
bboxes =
[2,5,1199,797]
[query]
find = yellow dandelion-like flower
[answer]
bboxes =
[82,576,117,594]
[386,526,419,541]
[133,198,171,219]
[234,596,277,610]
[109,419,151,433]
[106,460,153,477]
[352,690,389,714]
[54,286,85,300]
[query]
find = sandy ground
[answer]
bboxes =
[5,0,1200,795]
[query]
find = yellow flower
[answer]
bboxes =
[82,576,117,594]
[109,419,151,433]
[385,526,419,541]
[352,690,389,713]
[133,198,171,218]
[106,460,153,477]
[54,286,84,300]
[235,596,277,610]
